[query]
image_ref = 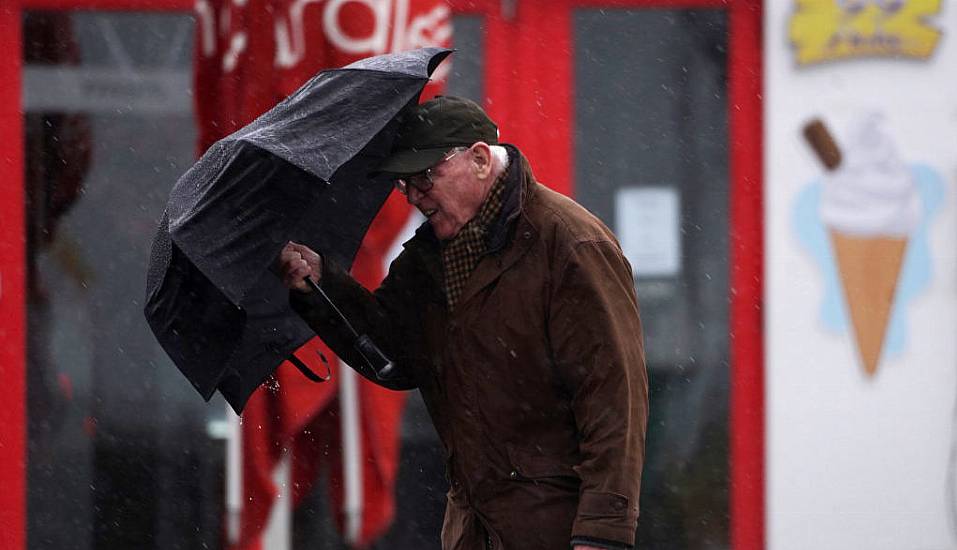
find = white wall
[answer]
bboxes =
[765,1,957,549]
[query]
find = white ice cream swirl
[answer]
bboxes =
[820,114,920,237]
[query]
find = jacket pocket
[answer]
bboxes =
[505,444,578,481]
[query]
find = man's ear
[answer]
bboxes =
[470,142,493,180]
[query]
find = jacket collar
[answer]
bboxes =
[486,144,526,252]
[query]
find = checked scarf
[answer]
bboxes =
[441,174,507,312]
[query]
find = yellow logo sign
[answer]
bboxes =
[790,0,942,65]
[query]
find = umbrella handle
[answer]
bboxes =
[305,276,396,380]
[355,335,396,380]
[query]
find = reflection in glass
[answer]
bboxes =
[25,12,95,550]
[24,11,209,550]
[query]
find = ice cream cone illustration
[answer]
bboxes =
[803,115,919,376]
[828,231,906,375]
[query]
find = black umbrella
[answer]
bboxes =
[145,47,451,413]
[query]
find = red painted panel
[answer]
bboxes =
[728,1,764,550]
[447,0,497,14]
[0,3,26,549]
[525,1,573,196]
[571,0,726,6]
[484,0,573,196]
[483,7,515,151]
[22,0,191,9]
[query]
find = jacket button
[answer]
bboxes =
[509,470,518,479]
[613,500,625,511]
[523,231,531,240]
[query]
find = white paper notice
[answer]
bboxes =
[615,187,681,278]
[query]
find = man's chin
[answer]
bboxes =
[429,219,461,241]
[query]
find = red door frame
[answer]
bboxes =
[0,6,25,549]
[0,1,762,548]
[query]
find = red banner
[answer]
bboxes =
[192,2,450,547]
[194,0,450,153]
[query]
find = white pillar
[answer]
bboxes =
[340,363,364,545]
[263,453,292,550]
[225,405,242,545]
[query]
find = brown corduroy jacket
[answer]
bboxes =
[291,148,648,549]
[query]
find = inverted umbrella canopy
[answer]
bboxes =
[145,47,452,413]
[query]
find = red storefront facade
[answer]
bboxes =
[0,0,762,547]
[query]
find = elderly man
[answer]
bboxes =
[278,96,648,550]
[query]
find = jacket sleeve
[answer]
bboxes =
[548,239,648,547]
[289,251,425,391]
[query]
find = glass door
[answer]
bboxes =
[20,9,217,550]
[573,7,730,549]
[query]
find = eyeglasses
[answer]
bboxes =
[393,147,467,196]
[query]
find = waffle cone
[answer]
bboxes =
[829,231,907,376]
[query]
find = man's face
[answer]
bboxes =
[405,146,487,240]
